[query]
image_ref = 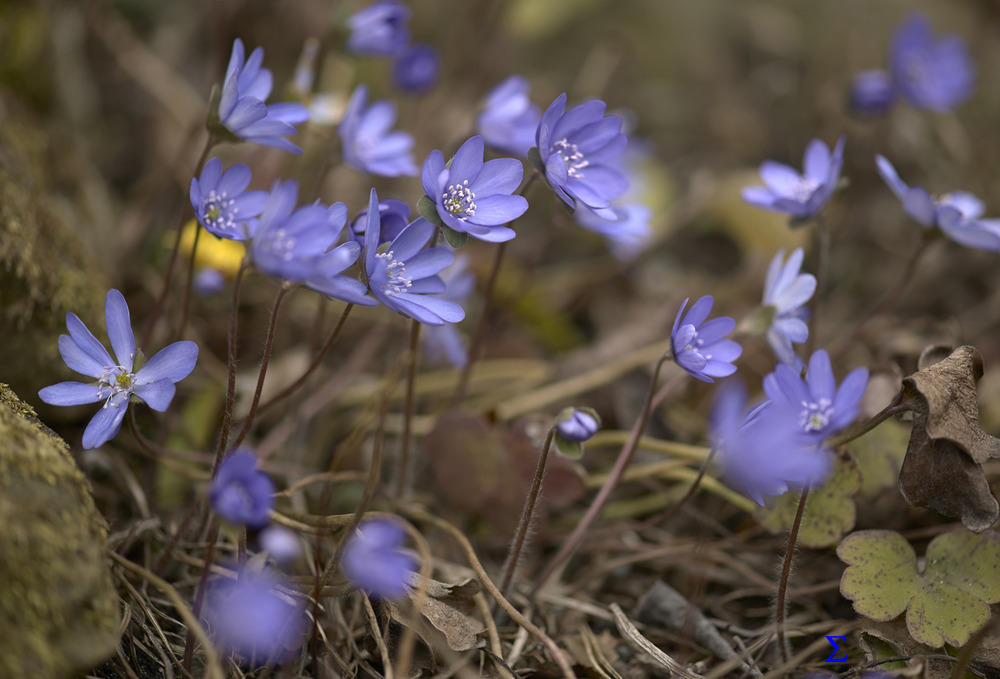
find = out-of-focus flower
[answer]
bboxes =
[762,248,815,366]
[349,197,411,247]
[889,13,974,112]
[38,290,198,449]
[575,202,652,261]
[849,69,895,115]
[392,43,441,94]
[190,158,268,241]
[422,255,474,367]
[251,180,375,306]
[339,85,418,177]
[205,570,306,664]
[209,449,274,529]
[259,525,300,564]
[555,407,600,443]
[763,349,869,445]
[363,189,465,326]
[712,381,832,506]
[476,76,541,157]
[341,518,416,599]
[670,296,742,383]
[421,135,528,242]
[193,268,227,296]
[346,0,411,57]
[742,136,845,221]
[215,39,310,154]
[876,155,1000,251]
[536,93,628,220]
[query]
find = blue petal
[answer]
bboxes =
[469,195,528,226]
[389,218,434,262]
[224,97,268,134]
[38,381,105,406]
[469,157,523,196]
[216,163,252,197]
[81,394,129,449]
[404,247,453,280]
[759,162,802,196]
[58,334,106,378]
[421,150,446,199]
[134,379,177,412]
[136,341,198,384]
[66,312,115,370]
[105,289,136,370]
[802,139,831,183]
[448,136,485,183]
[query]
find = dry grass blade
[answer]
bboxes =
[610,602,706,679]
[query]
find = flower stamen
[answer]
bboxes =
[442,180,477,219]
[553,138,589,178]
[377,250,413,295]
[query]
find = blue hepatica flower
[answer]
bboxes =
[209,449,275,529]
[251,180,375,306]
[364,189,465,326]
[876,155,1000,251]
[38,289,198,449]
[670,296,742,383]
[556,408,600,443]
[712,381,832,506]
[421,135,529,243]
[742,136,846,221]
[763,349,869,446]
[216,39,310,154]
[476,75,541,157]
[422,255,475,367]
[341,518,416,600]
[346,0,411,57]
[392,43,441,94]
[190,157,268,241]
[536,93,628,220]
[762,248,815,366]
[349,197,411,247]
[889,13,974,112]
[205,570,306,664]
[849,69,895,115]
[340,85,418,177]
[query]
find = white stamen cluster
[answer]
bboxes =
[202,190,239,233]
[98,365,136,409]
[799,397,834,433]
[553,138,589,178]
[442,180,477,219]
[377,250,412,295]
[792,177,821,202]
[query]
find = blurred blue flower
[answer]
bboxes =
[346,0,411,57]
[342,517,416,600]
[190,158,268,241]
[38,290,198,449]
[670,296,742,383]
[536,93,628,219]
[889,12,974,112]
[876,155,1000,251]
[422,255,474,367]
[193,268,227,297]
[205,570,306,664]
[763,349,869,445]
[350,197,411,247]
[742,136,845,221]
[421,135,528,242]
[393,43,441,94]
[251,180,374,306]
[556,408,600,443]
[576,204,652,260]
[216,39,310,154]
[712,381,832,506]
[762,248,815,366]
[476,75,541,157]
[340,85,418,177]
[849,69,895,115]
[210,449,274,529]
[363,189,465,326]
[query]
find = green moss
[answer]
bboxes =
[0,384,121,679]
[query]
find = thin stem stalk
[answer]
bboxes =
[775,486,809,664]
[395,318,422,499]
[214,259,247,470]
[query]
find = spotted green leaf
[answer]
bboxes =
[838,530,1000,648]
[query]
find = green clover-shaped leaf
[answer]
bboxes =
[757,453,859,548]
[838,530,1000,648]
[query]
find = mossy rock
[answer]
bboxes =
[0,384,121,678]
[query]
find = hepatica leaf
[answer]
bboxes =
[838,529,1000,647]
[758,453,859,548]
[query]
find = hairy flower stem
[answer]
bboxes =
[451,172,538,407]
[829,232,931,360]
[214,260,248,470]
[498,428,556,601]
[254,303,354,417]
[827,394,910,449]
[395,319,422,499]
[141,134,216,347]
[775,486,809,665]
[530,359,682,597]
[231,283,292,449]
